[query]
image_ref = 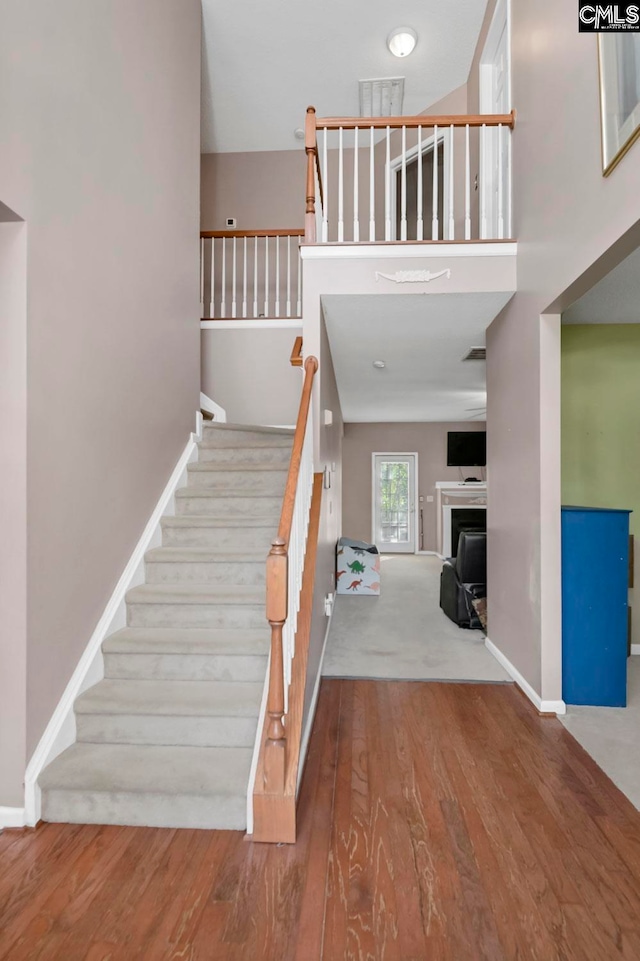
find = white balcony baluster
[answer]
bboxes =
[465,125,471,240]
[432,125,439,240]
[448,124,455,241]
[231,237,237,318]
[401,125,407,241]
[353,126,359,242]
[322,128,328,242]
[209,237,215,319]
[275,236,280,317]
[264,235,269,317]
[286,235,291,318]
[199,237,204,317]
[369,125,375,241]
[253,236,258,318]
[220,238,226,317]
[385,125,391,241]
[338,126,344,242]
[242,237,247,318]
[417,125,423,241]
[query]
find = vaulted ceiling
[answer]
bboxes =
[201,0,489,153]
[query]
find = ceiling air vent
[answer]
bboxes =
[359,77,405,117]
[462,347,486,361]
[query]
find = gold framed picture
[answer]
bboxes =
[598,34,640,175]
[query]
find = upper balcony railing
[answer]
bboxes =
[304,106,516,245]
[200,229,304,320]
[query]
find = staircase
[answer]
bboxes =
[38,423,294,830]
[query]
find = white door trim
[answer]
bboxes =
[371,452,419,553]
[479,0,512,239]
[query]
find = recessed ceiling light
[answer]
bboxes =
[387,27,418,58]
[373,360,386,369]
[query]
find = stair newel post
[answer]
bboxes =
[305,106,317,243]
[265,536,288,792]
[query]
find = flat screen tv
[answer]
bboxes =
[447,431,486,467]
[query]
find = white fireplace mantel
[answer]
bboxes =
[436,481,487,556]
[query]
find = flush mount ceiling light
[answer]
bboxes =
[387,27,418,58]
[373,360,386,369]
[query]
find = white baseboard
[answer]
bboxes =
[485,637,566,716]
[631,644,640,655]
[245,651,271,836]
[297,603,335,796]
[0,806,26,829]
[416,550,436,555]
[22,430,199,826]
[199,391,226,423]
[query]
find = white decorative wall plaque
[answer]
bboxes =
[374,268,451,284]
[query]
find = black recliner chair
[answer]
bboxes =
[439,531,487,629]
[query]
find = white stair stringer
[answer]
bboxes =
[38,424,293,830]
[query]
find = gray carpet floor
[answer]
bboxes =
[560,657,640,811]
[322,554,511,682]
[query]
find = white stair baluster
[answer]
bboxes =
[448,124,455,241]
[275,236,280,317]
[385,125,391,241]
[253,236,258,318]
[465,125,471,240]
[221,237,226,317]
[353,126,359,242]
[296,244,302,316]
[338,126,344,242]
[401,125,407,241]
[322,127,328,242]
[369,125,375,241]
[417,126,423,241]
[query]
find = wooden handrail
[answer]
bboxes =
[200,228,304,238]
[314,110,516,130]
[263,355,318,795]
[290,336,303,367]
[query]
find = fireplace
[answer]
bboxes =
[450,508,486,556]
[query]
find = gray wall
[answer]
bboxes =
[478,0,640,698]
[201,327,303,425]
[0,0,201,796]
[0,214,27,806]
[342,422,486,551]
[201,151,306,231]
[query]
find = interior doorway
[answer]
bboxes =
[371,452,417,553]
[479,0,511,238]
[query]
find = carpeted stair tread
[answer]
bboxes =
[161,515,278,528]
[203,422,293,436]
[145,548,266,564]
[75,678,264,717]
[39,743,253,798]
[126,584,264,605]
[187,462,289,473]
[175,487,281,499]
[103,627,269,656]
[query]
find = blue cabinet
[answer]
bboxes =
[561,506,631,707]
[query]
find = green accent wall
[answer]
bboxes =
[562,324,640,540]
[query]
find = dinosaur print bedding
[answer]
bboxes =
[336,537,381,596]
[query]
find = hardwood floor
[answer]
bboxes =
[2,680,640,960]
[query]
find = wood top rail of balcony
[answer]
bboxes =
[200,228,304,239]
[313,110,516,129]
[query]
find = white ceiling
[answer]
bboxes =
[563,247,640,324]
[322,292,513,422]
[201,0,489,153]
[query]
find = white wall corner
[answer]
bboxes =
[22,426,199,825]
[485,637,567,716]
[0,806,27,829]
